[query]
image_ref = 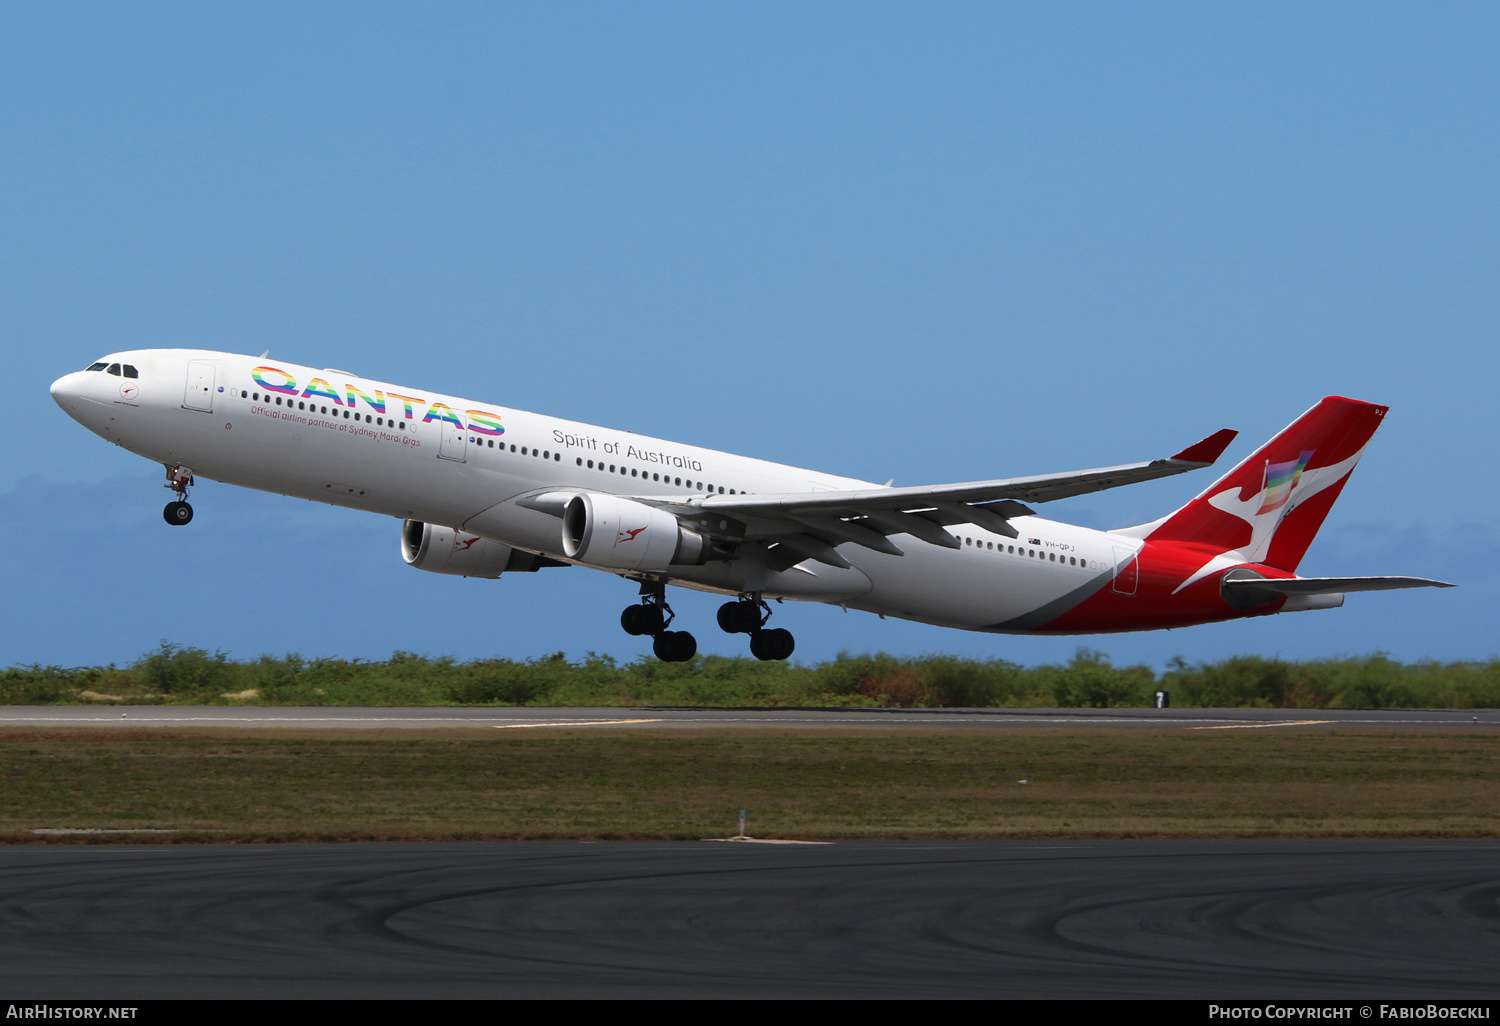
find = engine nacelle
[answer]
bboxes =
[401,520,546,578]
[562,493,711,570]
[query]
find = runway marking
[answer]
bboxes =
[3,716,547,723]
[32,828,180,835]
[705,837,832,845]
[0,716,671,725]
[1193,720,1335,730]
[492,719,665,729]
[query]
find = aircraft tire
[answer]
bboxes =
[751,628,794,661]
[163,501,193,526]
[653,631,696,663]
[636,604,666,636]
[717,601,758,634]
[622,604,667,636]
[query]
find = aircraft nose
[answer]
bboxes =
[50,372,83,409]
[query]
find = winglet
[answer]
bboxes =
[1170,428,1237,465]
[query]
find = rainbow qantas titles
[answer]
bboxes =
[250,365,506,435]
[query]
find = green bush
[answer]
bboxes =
[135,642,236,696]
[1164,655,1298,708]
[1044,650,1153,708]
[0,665,79,704]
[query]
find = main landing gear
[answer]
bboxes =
[621,586,796,664]
[621,580,697,663]
[718,597,795,662]
[163,465,194,526]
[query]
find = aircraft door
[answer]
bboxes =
[183,362,216,412]
[437,413,467,462]
[1111,545,1138,596]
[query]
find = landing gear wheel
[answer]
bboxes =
[652,631,697,663]
[749,627,794,661]
[621,603,665,637]
[717,600,764,634]
[163,501,193,526]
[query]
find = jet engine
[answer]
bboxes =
[562,493,712,570]
[401,520,555,577]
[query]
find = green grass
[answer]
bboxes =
[2,727,1498,841]
[7,643,1500,709]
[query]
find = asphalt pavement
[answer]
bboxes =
[0,840,1495,998]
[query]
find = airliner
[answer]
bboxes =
[50,350,1450,661]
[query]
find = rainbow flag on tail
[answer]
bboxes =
[1257,451,1314,515]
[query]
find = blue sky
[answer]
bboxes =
[3,4,1495,671]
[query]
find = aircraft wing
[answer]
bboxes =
[685,428,1239,568]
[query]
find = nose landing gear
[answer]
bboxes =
[718,597,795,661]
[621,580,697,663]
[162,465,195,526]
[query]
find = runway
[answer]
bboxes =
[1,841,1496,998]
[0,705,1493,729]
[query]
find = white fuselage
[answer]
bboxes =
[51,349,1136,633]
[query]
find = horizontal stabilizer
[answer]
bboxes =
[1220,567,1453,610]
[1225,574,1454,596]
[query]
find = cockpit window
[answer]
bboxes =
[122,365,139,378]
[106,363,122,376]
[86,362,108,372]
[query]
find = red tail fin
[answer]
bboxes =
[1145,397,1387,572]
